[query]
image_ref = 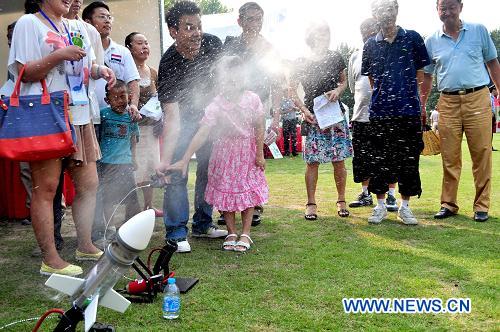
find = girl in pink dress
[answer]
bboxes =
[167,56,268,252]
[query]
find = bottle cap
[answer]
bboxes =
[168,277,176,284]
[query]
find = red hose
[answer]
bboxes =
[32,308,65,332]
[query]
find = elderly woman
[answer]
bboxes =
[125,32,163,216]
[8,0,115,276]
[290,22,353,220]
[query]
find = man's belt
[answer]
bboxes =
[441,85,487,95]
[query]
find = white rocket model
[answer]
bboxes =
[45,209,156,332]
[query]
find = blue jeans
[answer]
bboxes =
[163,125,213,241]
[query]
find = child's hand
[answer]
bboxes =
[129,105,142,122]
[255,154,266,171]
[166,160,189,177]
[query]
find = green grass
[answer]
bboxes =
[0,137,499,331]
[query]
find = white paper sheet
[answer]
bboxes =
[139,95,163,121]
[268,142,283,159]
[312,95,344,130]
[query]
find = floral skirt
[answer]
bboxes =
[303,120,353,164]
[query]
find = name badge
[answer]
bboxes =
[67,74,88,106]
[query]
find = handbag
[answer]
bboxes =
[421,126,440,156]
[0,66,76,161]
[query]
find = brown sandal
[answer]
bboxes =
[336,201,350,218]
[305,203,318,220]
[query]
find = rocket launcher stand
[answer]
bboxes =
[121,240,198,303]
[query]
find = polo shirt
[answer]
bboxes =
[95,39,140,122]
[99,107,139,164]
[424,22,497,92]
[157,33,222,126]
[362,27,430,118]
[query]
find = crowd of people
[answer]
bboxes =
[1,0,498,276]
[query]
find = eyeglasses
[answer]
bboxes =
[94,14,114,22]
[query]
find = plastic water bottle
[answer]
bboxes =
[162,278,180,319]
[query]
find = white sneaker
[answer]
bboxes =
[397,206,418,225]
[176,240,191,253]
[192,226,228,238]
[368,205,388,224]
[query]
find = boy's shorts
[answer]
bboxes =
[97,162,138,205]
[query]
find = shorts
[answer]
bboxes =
[367,117,423,197]
[351,121,372,183]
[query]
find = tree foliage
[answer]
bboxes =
[164,0,230,15]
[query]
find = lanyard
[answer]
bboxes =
[39,9,73,46]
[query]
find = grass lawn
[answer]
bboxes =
[0,137,499,331]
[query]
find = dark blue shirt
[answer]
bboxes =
[362,27,430,118]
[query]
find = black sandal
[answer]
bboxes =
[336,201,350,218]
[305,203,318,220]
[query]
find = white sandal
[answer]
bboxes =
[234,234,253,252]
[222,234,238,251]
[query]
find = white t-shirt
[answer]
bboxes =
[430,110,439,124]
[78,17,104,124]
[348,49,371,123]
[8,14,96,125]
[94,39,140,124]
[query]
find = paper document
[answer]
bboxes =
[268,142,283,159]
[139,95,163,121]
[312,95,344,130]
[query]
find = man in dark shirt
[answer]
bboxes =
[157,1,227,253]
[221,1,281,226]
[361,0,430,225]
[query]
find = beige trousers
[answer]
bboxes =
[437,87,492,213]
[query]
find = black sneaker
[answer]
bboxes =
[386,193,398,212]
[217,214,226,225]
[349,192,373,208]
[252,206,263,226]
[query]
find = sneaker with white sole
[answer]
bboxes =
[349,192,373,208]
[368,205,388,224]
[175,240,191,253]
[397,206,418,225]
[386,193,398,212]
[191,226,228,238]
